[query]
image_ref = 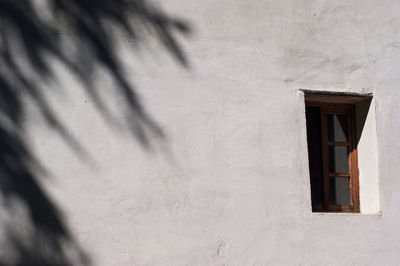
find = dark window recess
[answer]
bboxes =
[306,106,323,210]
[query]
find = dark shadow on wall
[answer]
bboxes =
[0,0,190,265]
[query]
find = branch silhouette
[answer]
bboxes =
[0,0,190,265]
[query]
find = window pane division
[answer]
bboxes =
[326,112,352,208]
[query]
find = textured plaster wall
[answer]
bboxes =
[22,0,400,265]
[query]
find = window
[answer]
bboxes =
[304,92,372,213]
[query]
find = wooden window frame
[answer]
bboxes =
[306,101,360,213]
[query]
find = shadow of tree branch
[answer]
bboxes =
[0,0,190,265]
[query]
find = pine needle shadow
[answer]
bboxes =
[0,0,191,265]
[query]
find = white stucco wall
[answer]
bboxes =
[15,0,400,265]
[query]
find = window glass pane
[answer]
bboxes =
[328,114,348,142]
[329,146,349,173]
[329,177,351,206]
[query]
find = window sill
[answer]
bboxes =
[311,210,382,217]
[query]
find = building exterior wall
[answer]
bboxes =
[7,0,400,265]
